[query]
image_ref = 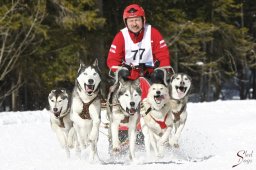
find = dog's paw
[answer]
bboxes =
[88,139,96,144]
[157,140,165,147]
[67,139,74,148]
[112,147,121,153]
[67,144,74,149]
[89,133,97,142]
[80,142,88,150]
[156,153,164,159]
[173,143,179,148]
[169,139,179,148]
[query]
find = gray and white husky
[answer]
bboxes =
[140,83,173,158]
[107,78,141,160]
[48,88,78,158]
[70,59,101,161]
[168,73,191,148]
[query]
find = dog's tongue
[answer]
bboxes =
[176,86,186,98]
[85,85,94,92]
[54,112,59,117]
[130,108,136,114]
[155,95,164,101]
[177,90,185,98]
[126,107,136,114]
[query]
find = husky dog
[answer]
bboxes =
[48,88,78,157]
[107,78,141,160]
[140,83,173,158]
[168,73,191,148]
[70,59,102,161]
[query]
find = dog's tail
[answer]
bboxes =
[67,127,76,149]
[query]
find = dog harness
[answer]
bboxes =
[142,104,169,129]
[172,104,186,123]
[56,108,70,128]
[150,114,168,129]
[79,95,99,120]
[121,116,130,124]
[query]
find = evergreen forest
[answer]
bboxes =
[0,0,256,111]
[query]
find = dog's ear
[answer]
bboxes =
[133,79,142,95]
[119,77,125,86]
[61,89,68,98]
[92,58,102,74]
[134,78,140,86]
[170,74,177,83]
[92,58,98,67]
[78,60,85,73]
[187,75,192,82]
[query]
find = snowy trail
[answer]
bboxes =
[0,100,255,170]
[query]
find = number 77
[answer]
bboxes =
[131,48,145,60]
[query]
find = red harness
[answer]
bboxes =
[150,114,168,129]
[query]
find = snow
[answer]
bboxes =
[0,100,255,170]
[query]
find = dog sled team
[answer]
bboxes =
[47,3,192,163]
[48,59,192,162]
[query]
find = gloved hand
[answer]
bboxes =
[151,69,165,84]
[118,67,130,80]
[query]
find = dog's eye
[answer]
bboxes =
[58,100,62,102]
[84,73,88,75]
[153,88,156,90]
[93,73,97,76]
[134,94,138,96]
[125,94,129,96]
[51,100,54,102]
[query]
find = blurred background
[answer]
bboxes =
[0,0,256,111]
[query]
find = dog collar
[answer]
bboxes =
[143,104,166,116]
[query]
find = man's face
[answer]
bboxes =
[126,17,143,33]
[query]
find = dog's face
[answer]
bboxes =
[77,59,101,95]
[170,73,191,100]
[147,83,170,110]
[48,89,69,118]
[117,79,141,115]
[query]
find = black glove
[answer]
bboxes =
[118,68,130,80]
[151,69,165,84]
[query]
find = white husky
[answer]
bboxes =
[168,73,191,148]
[70,59,101,161]
[140,83,173,158]
[107,78,141,160]
[48,88,78,158]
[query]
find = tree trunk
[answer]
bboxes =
[11,81,17,111]
[252,69,256,99]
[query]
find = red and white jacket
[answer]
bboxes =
[107,24,171,80]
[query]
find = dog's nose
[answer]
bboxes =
[130,102,135,107]
[88,79,94,84]
[53,108,58,112]
[156,91,161,95]
[180,81,185,86]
